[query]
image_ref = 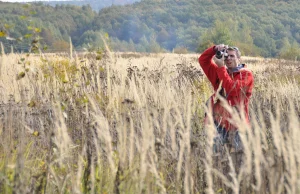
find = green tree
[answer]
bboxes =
[197,39,214,53]
[197,20,232,52]
[156,28,169,43]
[210,20,232,45]
[279,39,300,60]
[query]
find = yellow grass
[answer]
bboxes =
[0,49,299,193]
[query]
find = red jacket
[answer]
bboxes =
[198,46,254,131]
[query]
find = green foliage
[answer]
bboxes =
[77,30,107,51]
[279,40,300,61]
[197,39,214,53]
[16,71,26,80]
[198,19,233,52]
[0,2,96,52]
[1,0,300,57]
[210,20,233,46]
[0,2,45,53]
[96,0,300,56]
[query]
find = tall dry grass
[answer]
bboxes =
[0,47,299,194]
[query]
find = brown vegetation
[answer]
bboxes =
[0,49,299,193]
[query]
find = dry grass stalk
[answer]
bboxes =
[0,51,299,193]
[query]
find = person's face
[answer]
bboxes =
[224,50,240,69]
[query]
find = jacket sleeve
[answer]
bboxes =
[198,46,220,90]
[216,67,254,98]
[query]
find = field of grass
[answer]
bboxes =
[0,46,300,194]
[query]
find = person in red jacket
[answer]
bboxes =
[199,44,254,151]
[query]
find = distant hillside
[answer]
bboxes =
[1,0,300,59]
[43,0,141,11]
[94,0,300,57]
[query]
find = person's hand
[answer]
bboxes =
[214,55,225,67]
[213,44,228,67]
[214,44,228,51]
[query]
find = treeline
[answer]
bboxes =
[44,0,140,12]
[0,2,96,53]
[1,0,300,59]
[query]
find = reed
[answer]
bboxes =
[0,49,299,193]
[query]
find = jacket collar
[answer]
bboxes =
[228,64,246,73]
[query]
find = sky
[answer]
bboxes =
[1,0,76,2]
